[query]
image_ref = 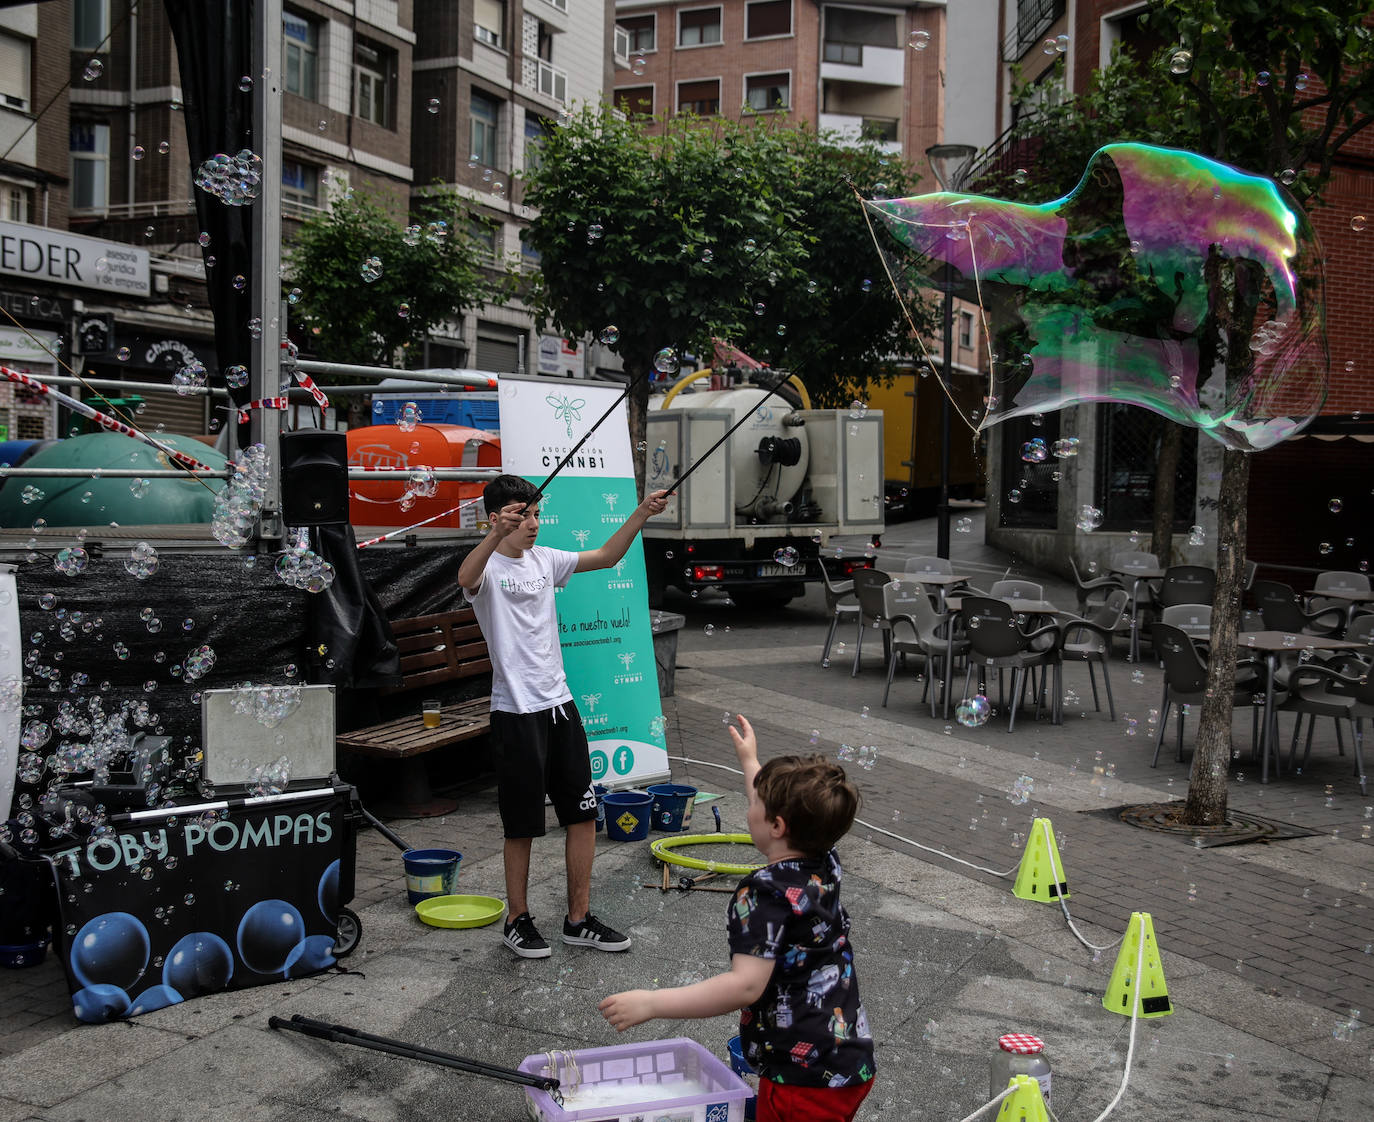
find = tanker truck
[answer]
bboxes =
[643,372,883,607]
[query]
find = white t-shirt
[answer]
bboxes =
[464,545,580,714]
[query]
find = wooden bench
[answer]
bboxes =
[336,608,492,816]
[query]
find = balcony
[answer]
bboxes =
[1002,0,1066,62]
[818,113,902,157]
[819,44,905,87]
[522,57,568,105]
[614,25,631,68]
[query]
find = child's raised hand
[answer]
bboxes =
[598,989,656,1032]
[727,714,758,764]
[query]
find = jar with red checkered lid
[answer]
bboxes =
[989,1032,1051,1105]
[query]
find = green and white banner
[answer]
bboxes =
[496,375,669,789]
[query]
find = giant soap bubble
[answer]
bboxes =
[863,143,1328,452]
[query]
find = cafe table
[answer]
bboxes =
[1238,630,1370,783]
[1111,564,1166,665]
[907,572,974,610]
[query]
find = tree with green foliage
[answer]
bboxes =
[520,110,931,492]
[285,187,512,371]
[982,0,1374,825]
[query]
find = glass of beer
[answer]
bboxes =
[422,699,441,728]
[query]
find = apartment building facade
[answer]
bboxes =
[412,0,621,375]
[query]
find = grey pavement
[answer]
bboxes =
[1,509,1371,1119]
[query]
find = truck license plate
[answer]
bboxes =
[756,563,797,577]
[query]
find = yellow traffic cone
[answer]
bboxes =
[1012,817,1069,903]
[994,1075,1051,1121]
[1103,911,1172,1018]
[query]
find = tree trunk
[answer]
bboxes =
[1183,446,1249,824]
[623,352,652,500]
[1150,420,1182,568]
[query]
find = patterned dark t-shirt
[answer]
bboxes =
[727,849,875,1088]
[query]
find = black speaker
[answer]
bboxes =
[280,428,350,525]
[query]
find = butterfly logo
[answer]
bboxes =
[546,393,585,438]
[602,492,619,511]
[581,692,602,713]
[572,529,591,547]
[617,651,637,670]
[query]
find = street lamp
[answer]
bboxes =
[925,143,978,559]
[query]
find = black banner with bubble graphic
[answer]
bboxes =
[49,789,347,1022]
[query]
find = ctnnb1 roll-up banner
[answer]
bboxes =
[48,787,349,1022]
[0,565,20,822]
[496,374,669,789]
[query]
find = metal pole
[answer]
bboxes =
[251,0,284,545]
[937,267,954,559]
[293,360,499,389]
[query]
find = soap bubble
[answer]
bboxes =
[652,347,679,374]
[54,547,89,576]
[1008,774,1034,805]
[238,75,253,92]
[955,695,991,727]
[1076,505,1104,532]
[82,57,106,81]
[1051,437,1080,458]
[397,402,422,432]
[773,546,799,567]
[1329,497,1344,513]
[360,256,383,283]
[194,149,264,206]
[1352,215,1368,233]
[397,303,410,318]
[599,325,620,345]
[225,365,249,389]
[863,143,1329,452]
[427,98,440,114]
[1257,70,1271,87]
[1168,49,1193,75]
[125,542,159,580]
[1020,438,1048,463]
[849,400,868,419]
[1188,525,1206,546]
[172,360,208,396]
[909,29,930,51]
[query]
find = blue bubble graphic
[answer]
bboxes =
[286,934,337,979]
[236,899,305,976]
[70,911,150,990]
[128,983,184,1016]
[163,931,234,997]
[72,983,131,1023]
[318,859,340,924]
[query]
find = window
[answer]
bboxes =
[524,113,553,171]
[677,78,720,116]
[823,8,898,61]
[620,14,655,52]
[470,91,499,167]
[521,237,541,272]
[353,37,396,128]
[678,8,722,47]
[469,221,500,264]
[958,311,973,348]
[746,0,791,40]
[282,159,321,211]
[745,73,789,112]
[0,34,31,112]
[72,0,109,51]
[0,182,27,223]
[861,117,898,142]
[69,122,109,211]
[616,85,654,118]
[283,11,318,101]
[475,0,506,49]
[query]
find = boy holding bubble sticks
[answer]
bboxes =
[458,474,671,960]
[600,715,876,1122]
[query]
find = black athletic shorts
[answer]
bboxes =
[489,700,598,839]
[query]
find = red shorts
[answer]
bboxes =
[758,1077,873,1122]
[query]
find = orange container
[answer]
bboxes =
[347,423,501,529]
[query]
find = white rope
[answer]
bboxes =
[667,756,1021,877]
[1088,931,1146,1122]
[1040,818,1126,954]
[955,1086,1013,1122]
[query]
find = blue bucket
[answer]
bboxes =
[727,1036,758,1120]
[602,791,653,842]
[593,784,610,833]
[402,848,462,905]
[648,783,697,832]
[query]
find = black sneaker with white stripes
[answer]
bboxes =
[562,912,631,952]
[503,912,551,959]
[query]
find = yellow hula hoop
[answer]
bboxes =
[649,833,766,875]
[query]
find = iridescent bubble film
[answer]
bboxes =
[864,143,1329,452]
